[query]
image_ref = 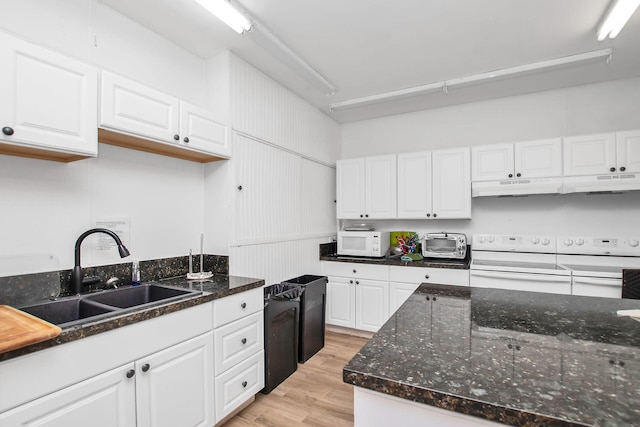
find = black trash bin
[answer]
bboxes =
[262,284,301,394]
[281,275,327,363]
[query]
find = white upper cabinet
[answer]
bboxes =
[337,155,396,219]
[0,32,98,161]
[616,129,640,174]
[472,138,561,181]
[398,148,471,219]
[563,133,617,176]
[101,71,180,142]
[100,71,229,161]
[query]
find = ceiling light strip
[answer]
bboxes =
[597,0,640,41]
[195,0,252,34]
[330,48,613,111]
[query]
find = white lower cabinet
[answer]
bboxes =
[0,363,136,427]
[326,275,356,328]
[212,288,264,423]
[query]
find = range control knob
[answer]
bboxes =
[629,239,640,248]
[478,236,486,244]
[542,238,550,245]
[531,237,540,244]
[564,239,574,246]
[576,238,585,246]
[487,236,495,243]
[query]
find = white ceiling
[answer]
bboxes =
[100,0,640,123]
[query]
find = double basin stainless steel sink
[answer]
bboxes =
[18,284,201,329]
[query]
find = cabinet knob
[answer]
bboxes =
[174,134,180,141]
[426,213,431,217]
[620,166,626,172]
[433,213,437,218]
[355,280,359,285]
[142,363,150,372]
[610,167,616,172]
[237,185,243,190]
[353,269,356,273]
[365,214,369,218]
[360,214,363,218]
[508,173,513,178]
[432,296,436,301]
[2,126,14,136]
[241,302,247,309]
[426,296,430,301]
[425,275,430,279]
[126,369,135,378]
[183,137,189,143]
[241,338,247,344]
[242,381,248,388]
[516,173,521,177]
[349,280,353,284]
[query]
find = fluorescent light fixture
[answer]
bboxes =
[246,21,337,95]
[195,0,251,34]
[597,0,640,41]
[330,49,612,111]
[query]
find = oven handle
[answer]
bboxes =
[470,270,570,282]
[572,276,620,286]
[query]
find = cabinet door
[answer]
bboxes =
[389,281,420,315]
[471,143,513,181]
[100,71,180,143]
[563,133,616,176]
[514,138,562,178]
[432,147,471,219]
[355,279,389,332]
[336,158,366,219]
[397,152,432,219]
[179,101,230,158]
[0,364,135,426]
[365,155,397,219]
[0,33,97,156]
[326,276,356,328]
[616,129,640,173]
[136,333,214,427]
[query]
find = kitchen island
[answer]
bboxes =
[344,284,640,426]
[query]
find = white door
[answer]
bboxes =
[514,138,562,178]
[336,158,366,219]
[0,32,98,155]
[563,133,616,176]
[432,147,471,219]
[136,333,215,427]
[326,276,356,328]
[0,364,136,426]
[179,101,230,158]
[397,152,432,219]
[471,143,513,181]
[616,129,640,173]
[389,282,420,315]
[100,71,180,143]
[355,279,389,332]
[365,155,397,219]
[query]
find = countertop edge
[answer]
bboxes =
[319,255,470,269]
[342,370,589,427]
[0,277,264,362]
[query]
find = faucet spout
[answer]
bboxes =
[71,228,131,295]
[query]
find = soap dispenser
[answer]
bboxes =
[132,259,141,286]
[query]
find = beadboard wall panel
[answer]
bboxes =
[230,55,340,165]
[301,159,336,235]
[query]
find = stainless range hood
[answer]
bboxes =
[472,177,562,197]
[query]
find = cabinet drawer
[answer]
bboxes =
[213,287,262,328]
[214,312,263,375]
[214,350,265,422]
[322,262,389,280]
[389,266,469,286]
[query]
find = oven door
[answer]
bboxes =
[470,270,572,295]
[572,276,622,298]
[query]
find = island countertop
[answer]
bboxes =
[343,283,640,426]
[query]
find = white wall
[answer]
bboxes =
[341,78,640,238]
[0,0,208,273]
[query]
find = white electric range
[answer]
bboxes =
[470,234,572,295]
[557,236,640,298]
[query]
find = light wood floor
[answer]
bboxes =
[223,331,369,427]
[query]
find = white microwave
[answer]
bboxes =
[337,231,390,257]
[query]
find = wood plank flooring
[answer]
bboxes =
[223,331,369,427]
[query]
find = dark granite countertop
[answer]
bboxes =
[0,273,263,362]
[344,284,640,426]
[320,254,469,269]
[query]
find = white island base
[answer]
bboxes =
[354,387,504,427]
